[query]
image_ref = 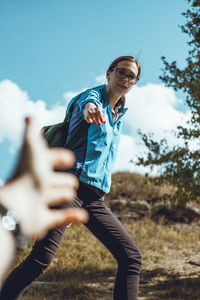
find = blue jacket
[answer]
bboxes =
[65,84,127,193]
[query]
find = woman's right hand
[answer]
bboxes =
[84,102,106,126]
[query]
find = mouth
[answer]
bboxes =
[118,84,128,90]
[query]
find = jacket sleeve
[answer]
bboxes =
[76,89,102,117]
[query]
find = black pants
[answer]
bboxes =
[0,182,142,300]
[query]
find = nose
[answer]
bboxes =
[121,77,129,86]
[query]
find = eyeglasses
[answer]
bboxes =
[112,68,139,84]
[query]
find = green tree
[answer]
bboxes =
[137,0,200,208]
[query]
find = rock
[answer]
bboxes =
[110,199,127,211]
[129,201,151,215]
[186,205,200,216]
[108,199,151,219]
[107,197,200,223]
[151,203,200,223]
[117,212,141,220]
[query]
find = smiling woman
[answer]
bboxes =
[106,56,141,111]
[0,56,142,300]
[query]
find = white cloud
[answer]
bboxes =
[124,83,190,138]
[0,80,66,150]
[113,134,143,171]
[0,178,5,186]
[62,76,106,105]
[113,134,158,175]
[63,88,85,107]
[113,83,191,174]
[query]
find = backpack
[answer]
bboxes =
[42,87,94,148]
[42,112,71,148]
[42,102,84,149]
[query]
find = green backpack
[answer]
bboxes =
[42,103,84,149]
[42,113,71,148]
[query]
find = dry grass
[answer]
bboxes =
[106,172,174,204]
[5,172,200,299]
[10,218,200,300]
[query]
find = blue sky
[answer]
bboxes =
[0,0,190,182]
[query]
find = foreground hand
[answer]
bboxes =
[84,102,106,126]
[0,117,88,239]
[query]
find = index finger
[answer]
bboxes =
[96,109,106,124]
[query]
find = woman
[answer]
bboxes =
[0,56,142,300]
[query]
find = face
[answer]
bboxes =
[107,60,139,96]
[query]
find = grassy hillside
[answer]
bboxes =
[106,172,173,204]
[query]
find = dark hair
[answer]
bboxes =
[106,55,141,80]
